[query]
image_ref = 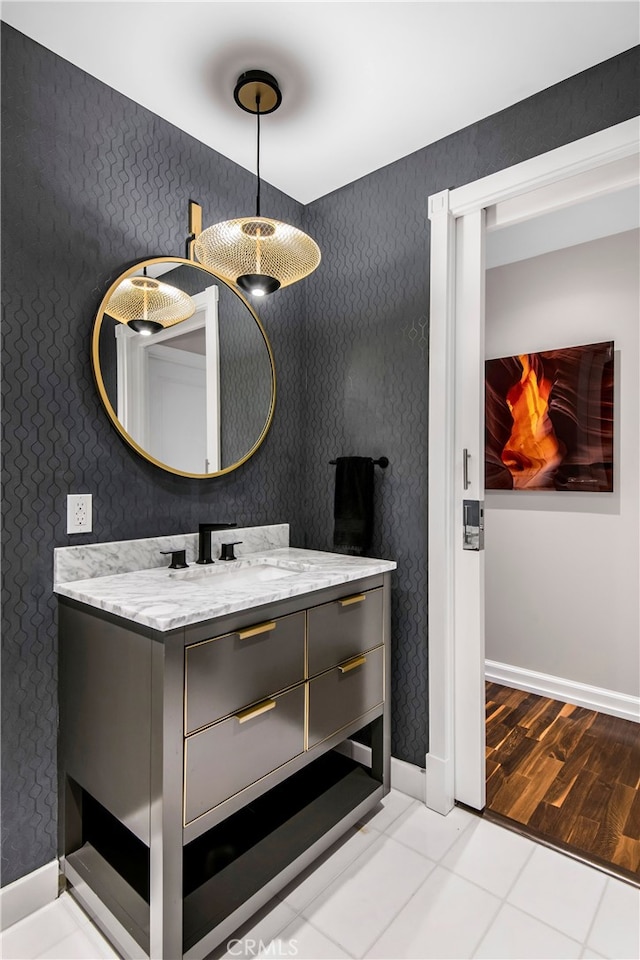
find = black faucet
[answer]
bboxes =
[196,523,237,564]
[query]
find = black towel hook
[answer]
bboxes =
[329,457,389,468]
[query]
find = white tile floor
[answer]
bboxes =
[1,792,638,960]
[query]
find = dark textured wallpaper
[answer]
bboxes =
[1,20,638,886]
[301,46,640,764]
[0,24,307,886]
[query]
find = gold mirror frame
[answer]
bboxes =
[92,256,276,479]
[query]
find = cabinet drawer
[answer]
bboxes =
[308,645,384,749]
[184,685,305,824]
[185,611,305,734]
[307,588,383,676]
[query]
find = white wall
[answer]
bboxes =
[485,228,639,698]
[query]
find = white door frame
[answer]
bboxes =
[426,116,639,815]
[116,285,221,471]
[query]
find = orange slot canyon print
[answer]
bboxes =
[485,342,614,492]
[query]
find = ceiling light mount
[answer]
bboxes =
[233,70,282,115]
[193,69,320,296]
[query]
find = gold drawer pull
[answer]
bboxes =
[339,655,367,674]
[237,620,276,640]
[235,698,276,723]
[338,594,366,607]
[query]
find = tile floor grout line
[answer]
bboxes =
[482,900,585,958]
[266,804,464,960]
[424,853,609,950]
[300,914,357,959]
[509,842,621,947]
[372,798,422,838]
[579,877,609,956]
[463,841,538,959]
[276,825,383,917]
[497,896,602,950]
[432,856,526,904]
[499,836,536,901]
[361,860,442,960]
[377,825,468,862]
[293,834,438,960]
[465,894,505,960]
[376,803,480,866]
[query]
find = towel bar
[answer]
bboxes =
[329,457,389,468]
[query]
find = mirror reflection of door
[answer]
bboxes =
[115,286,220,473]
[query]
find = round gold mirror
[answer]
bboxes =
[92,257,276,478]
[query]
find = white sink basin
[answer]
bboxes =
[170,559,308,590]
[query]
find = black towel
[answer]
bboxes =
[333,457,374,555]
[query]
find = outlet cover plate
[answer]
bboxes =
[67,494,92,534]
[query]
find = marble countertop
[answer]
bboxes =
[54,547,397,632]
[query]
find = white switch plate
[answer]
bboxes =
[67,494,92,534]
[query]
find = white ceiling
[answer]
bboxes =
[2,1,638,203]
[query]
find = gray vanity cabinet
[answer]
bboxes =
[307,585,384,674]
[184,611,305,733]
[184,684,306,823]
[308,644,385,748]
[58,572,391,960]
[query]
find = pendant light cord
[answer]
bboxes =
[255,93,261,217]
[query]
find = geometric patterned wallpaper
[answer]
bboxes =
[301,44,640,765]
[0,24,307,887]
[1,21,638,885]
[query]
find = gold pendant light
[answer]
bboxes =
[194,70,320,297]
[106,272,196,335]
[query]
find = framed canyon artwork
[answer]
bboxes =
[485,341,614,492]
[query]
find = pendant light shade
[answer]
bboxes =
[194,216,320,296]
[193,70,320,296]
[106,275,196,335]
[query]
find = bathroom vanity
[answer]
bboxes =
[55,530,395,959]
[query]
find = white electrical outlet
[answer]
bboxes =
[67,494,92,534]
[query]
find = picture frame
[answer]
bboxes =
[485,340,614,491]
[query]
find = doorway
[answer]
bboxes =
[425,118,640,836]
[480,200,639,879]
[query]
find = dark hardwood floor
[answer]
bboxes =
[485,682,640,881]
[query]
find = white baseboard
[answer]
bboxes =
[334,740,426,802]
[390,757,426,801]
[486,659,640,723]
[0,861,59,931]
[424,753,454,815]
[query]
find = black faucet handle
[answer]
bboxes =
[160,549,188,570]
[219,541,243,561]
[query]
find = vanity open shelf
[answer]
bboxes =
[58,567,392,959]
[67,744,381,956]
